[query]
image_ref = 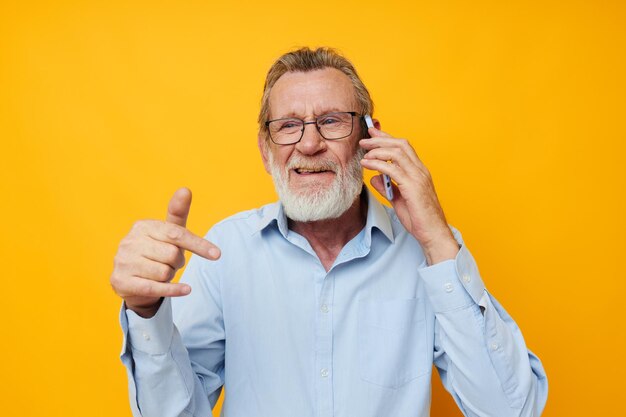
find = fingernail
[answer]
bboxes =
[209,247,220,258]
[182,285,191,295]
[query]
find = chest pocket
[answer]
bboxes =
[358,297,431,389]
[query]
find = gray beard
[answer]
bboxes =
[269,147,365,222]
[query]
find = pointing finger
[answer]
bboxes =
[367,126,393,138]
[147,221,221,260]
[360,137,421,167]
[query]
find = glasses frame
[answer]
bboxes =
[265,111,360,145]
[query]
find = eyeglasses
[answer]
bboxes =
[265,111,359,145]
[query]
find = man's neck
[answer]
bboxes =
[288,190,368,272]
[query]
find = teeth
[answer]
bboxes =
[296,168,326,173]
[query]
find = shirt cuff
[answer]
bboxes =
[125,297,175,355]
[418,244,486,313]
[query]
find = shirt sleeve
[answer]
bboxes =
[418,227,548,417]
[119,250,225,417]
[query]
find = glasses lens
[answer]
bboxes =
[268,118,304,144]
[318,112,353,139]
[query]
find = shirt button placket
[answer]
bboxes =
[315,272,334,417]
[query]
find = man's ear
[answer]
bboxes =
[258,132,271,174]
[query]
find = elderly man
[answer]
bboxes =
[112,47,548,417]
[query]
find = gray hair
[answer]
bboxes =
[258,47,374,140]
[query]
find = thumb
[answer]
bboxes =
[166,187,192,227]
[370,175,399,200]
[369,174,386,196]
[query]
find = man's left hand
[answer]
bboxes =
[359,127,459,265]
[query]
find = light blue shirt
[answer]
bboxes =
[120,188,547,417]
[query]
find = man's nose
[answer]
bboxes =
[295,121,326,155]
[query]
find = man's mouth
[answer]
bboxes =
[293,167,333,175]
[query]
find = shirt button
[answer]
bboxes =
[444,283,454,293]
[142,332,150,341]
[320,304,329,313]
[491,343,499,351]
[320,368,329,378]
[462,273,471,283]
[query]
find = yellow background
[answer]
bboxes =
[1,0,624,416]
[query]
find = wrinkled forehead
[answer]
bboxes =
[268,68,357,120]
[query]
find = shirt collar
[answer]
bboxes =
[256,186,395,244]
[363,187,395,244]
[256,200,290,238]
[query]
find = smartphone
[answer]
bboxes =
[364,114,394,201]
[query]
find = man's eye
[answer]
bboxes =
[279,121,300,130]
[319,117,340,125]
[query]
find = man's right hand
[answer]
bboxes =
[110,188,220,318]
